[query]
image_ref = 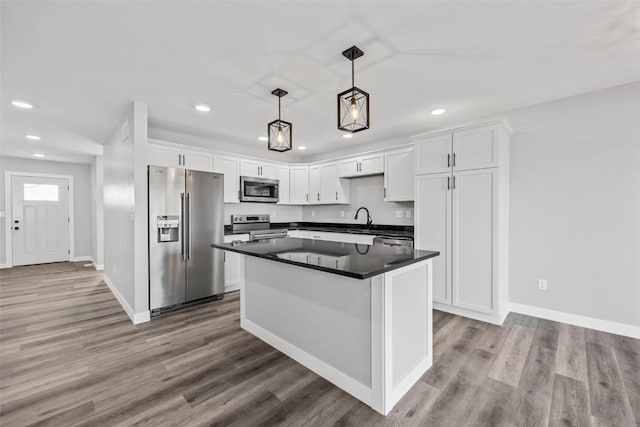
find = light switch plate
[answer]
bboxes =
[395,209,403,218]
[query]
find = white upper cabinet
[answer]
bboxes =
[414,134,452,175]
[213,155,240,203]
[147,142,213,172]
[384,147,415,201]
[289,166,309,205]
[339,153,384,178]
[309,165,322,204]
[452,126,499,171]
[320,162,350,204]
[277,165,290,205]
[240,159,277,179]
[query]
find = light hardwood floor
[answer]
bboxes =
[1,262,638,426]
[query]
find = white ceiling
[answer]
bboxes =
[2,1,640,164]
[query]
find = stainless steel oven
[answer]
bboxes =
[239,176,279,203]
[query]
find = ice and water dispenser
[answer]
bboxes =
[157,215,179,242]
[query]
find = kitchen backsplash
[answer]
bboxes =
[301,175,414,226]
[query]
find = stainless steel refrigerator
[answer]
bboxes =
[148,166,225,314]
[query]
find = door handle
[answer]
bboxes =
[306,193,309,202]
[453,176,456,189]
[187,192,192,259]
[336,191,338,200]
[447,176,450,190]
[453,152,456,167]
[317,193,320,201]
[180,193,185,260]
[447,154,451,168]
[13,227,19,230]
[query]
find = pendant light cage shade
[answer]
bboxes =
[267,119,292,152]
[337,86,369,133]
[268,88,292,152]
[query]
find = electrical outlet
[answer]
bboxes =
[395,209,403,218]
[538,279,547,291]
[405,210,412,218]
[311,210,315,217]
[340,210,345,218]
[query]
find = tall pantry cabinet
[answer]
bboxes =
[414,120,513,325]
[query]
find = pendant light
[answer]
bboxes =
[268,88,292,152]
[337,45,369,133]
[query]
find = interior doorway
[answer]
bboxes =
[5,172,74,267]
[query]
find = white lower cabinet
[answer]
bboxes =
[416,168,507,324]
[223,234,249,292]
[287,229,375,245]
[415,173,452,305]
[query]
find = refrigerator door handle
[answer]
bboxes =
[187,192,192,259]
[180,193,185,259]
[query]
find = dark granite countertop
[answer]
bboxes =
[224,222,413,239]
[212,237,437,279]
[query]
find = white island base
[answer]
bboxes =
[238,256,433,415]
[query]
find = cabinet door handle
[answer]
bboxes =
[447,153,451,168]
[306,193,309,202]
[178,153,182,166]
[336,191,338,200]
[317,193,320,201]
[447,176,450,190]
[453,153,456,167]
[384,187,387,198]
[453,176,456,189]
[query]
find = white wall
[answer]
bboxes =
[503,82,640,327]
[301,175,414,226]
[0,156,92,265]
[103,101,149,322]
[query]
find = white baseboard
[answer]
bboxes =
[103,274,150,325]
[71,255,92,262]
[92,261,104,271]
[0,264,8,269]
[509,303,640,339]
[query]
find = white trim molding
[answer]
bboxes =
[509,303,640,339]
[71,255,92,262]
[103,274,150,325]
[0,264,8,270]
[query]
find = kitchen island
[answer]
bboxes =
[211,238,439,415]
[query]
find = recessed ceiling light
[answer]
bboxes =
[25,134,41,140]
[33,153,45,158]
[194,103,211,112]
[342,134,353,139]
[431,108,446,115]
[12,100,34,109]
[258,136,268,142]
[298,146,307,150]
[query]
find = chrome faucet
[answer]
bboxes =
[354,207,372,226]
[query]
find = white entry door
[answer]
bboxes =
[11,176,70,266]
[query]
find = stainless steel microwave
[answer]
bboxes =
[239,176,279,203]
